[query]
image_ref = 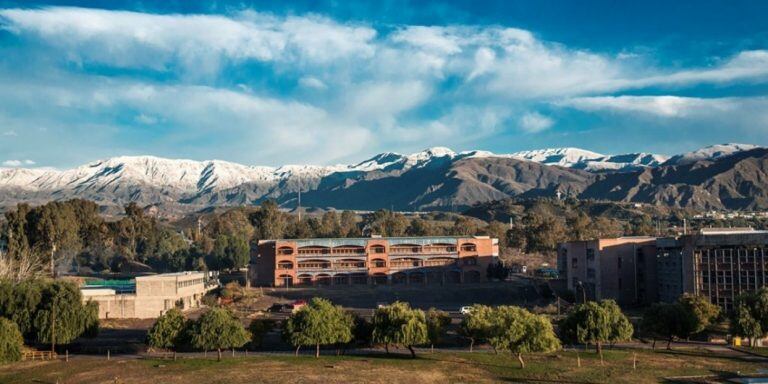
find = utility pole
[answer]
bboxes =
[297,175,302,222]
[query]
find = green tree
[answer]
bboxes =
[487,306,560,369]
[319,211,341,237]
[372,301,428,358]
[338,211,358,237]
[641,302,687,350]
[248,318,275,349]
[33,281,90,352]
[425,308,451,351]
[407,218,435,236]
[365,210,409,237]
[560,300,627,358]
[678,294,720,338]
[0,317,23,363]
[190,308,250,361]
[250,200,287,240]
[283,298,353,357]
[731,288,768,346]
[147,308,185,353]
[601,300,634,346]
[459,304,494,352]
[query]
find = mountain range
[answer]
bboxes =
[0,143,765,213]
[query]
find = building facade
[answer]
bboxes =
[558,228,768,310]
[251,236,499,287]
[558,237,658,306]
[81,272,216,319]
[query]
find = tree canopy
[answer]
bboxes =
[372,301,428,358]
[147,308,186,351]
[487,306,560,368]
[0,317,23,363]
[190,308,250,360]
[282,298,353,357]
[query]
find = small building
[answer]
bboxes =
[250,236,499,287]
[81,272,217,319]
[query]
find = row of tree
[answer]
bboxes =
[0,279,99,361]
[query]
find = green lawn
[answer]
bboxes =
[0,348,764,384]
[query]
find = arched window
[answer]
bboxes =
[370,258,387,268]
[277,246,294,255]
[460,243,477,252]
[277,261,294,269]
[370,245,386,254]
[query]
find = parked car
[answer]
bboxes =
[460,306,472,315]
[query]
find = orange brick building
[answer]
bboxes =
[251,236,499,287]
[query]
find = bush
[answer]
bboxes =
[248,318,275,348]
[0,317,23,363]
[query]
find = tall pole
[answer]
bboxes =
[297,175,302,222]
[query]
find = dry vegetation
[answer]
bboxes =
[0,348,764,384]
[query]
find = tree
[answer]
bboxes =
[678,294,720,338]
[190,308,250,361]
[33,281,90,352]
[560,300,629,358]
[487,306,560,368]
[372,301,428,358]
[731,288,768,346]
[147,308,185,353]
[248,318,275,349]
[283,298,353,357]
[319,211,341,237]
[459,304,494,352]
[338,211,358,237]
[641,303,687,350]
[425,308,451,351]
[0,317,23,363]
[601,300,634,346]
[251,200,287,240]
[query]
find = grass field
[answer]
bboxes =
[0,348,764,384]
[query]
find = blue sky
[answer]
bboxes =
[0,0,767,168]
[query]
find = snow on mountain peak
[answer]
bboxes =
[664,143,761,166]
[510,147,605,167]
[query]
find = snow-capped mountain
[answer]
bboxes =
[663,143,760,166]
[0,143,764,212]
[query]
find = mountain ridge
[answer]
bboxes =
[0,143,764,212]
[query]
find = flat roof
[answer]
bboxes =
[259,236,491,247]
[135,271,205,280]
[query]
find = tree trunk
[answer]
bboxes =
[384,343,389,354]
[596,342,603,366]
[315,344,320,358]
[431,344,434,354]
[667,336,673,350]
[469,339,475,352]
[217,349,222,361]
[295,345,301,356]
[492,346,498,355]
[50,303,56,354]
[516,352,525,369]
[407,345,416,358]
[652,338,656,350]
[173,351,177,361]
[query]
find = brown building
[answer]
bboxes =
[250,236,499,287]
[559,228,768,311]
[558,237,658,306]
[680,228,768,311]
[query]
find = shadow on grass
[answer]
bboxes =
[652,348,759,363]
[660,369,742,383]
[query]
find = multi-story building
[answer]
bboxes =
[557,237,658,305]
[81,272,217,319]
[251,236,499,287]
[681,228,768,311]
[558,228,768,310]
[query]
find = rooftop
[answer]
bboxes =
[259,236,492,247]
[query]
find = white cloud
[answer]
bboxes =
[135,113,158,125]
[519,112,554,133]
[2,130,17,136]
[0,7,376,76]
[298,76,327,90]
[558,96,737,117]
[2,159,35,167]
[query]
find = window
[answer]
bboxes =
[587,268,596,279]
[572,257,578,269]
[617,257,622,269]
[586,249,595,261]
[371,258,387,268]
[370,245,386,254]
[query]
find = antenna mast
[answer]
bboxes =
[297,174,302,221]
